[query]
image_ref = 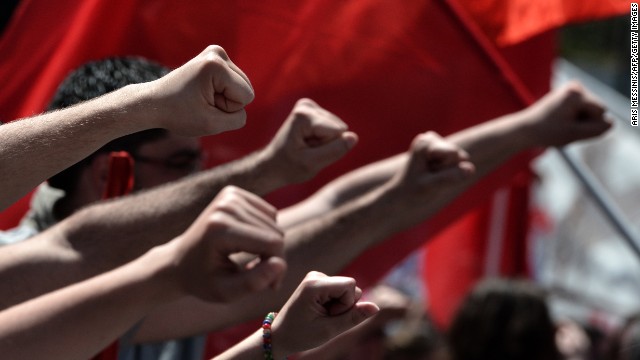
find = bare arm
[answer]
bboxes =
[135,132,473,342]
[0,98,356,310]
[0,45,254,211]
[279,82,612,229]
[0,186,286,360]
[214,272,378,360]
[134,83,612,342]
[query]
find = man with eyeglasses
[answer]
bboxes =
[0,56,354,246]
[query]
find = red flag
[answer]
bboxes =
[0,0,624,357]
[459,0,629,46]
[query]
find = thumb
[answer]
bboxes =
[325,301,380,335]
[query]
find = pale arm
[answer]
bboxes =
[0,45,254,211]
[214,272,379,360]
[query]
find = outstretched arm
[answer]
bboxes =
[0,186,285,360]
[0,98,355,310]
[215,271,379,360]
[133,83,612,342]
[135,131,473,342]
[278,82,612,228]
[0,45,254,211]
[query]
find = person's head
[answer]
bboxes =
[47,57,202,211]
[448,278,560,360]
[606,314,640,360]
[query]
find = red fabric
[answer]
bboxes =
[101,152,135,200]
[0,0,625,358]
[91,342,119,360]
[424,170,534,327]
[461,0,629,46]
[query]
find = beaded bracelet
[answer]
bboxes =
[262,312,280,360]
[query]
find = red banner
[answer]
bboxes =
[0,0,626,357]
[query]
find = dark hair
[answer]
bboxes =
[47,57,170,193]
[448,278,560,360]
[605,314,640,360]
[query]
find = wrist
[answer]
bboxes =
[117,82,165,132]
[268,312,292,360]
[510,107,546,149]
[254,146,290,193]
[135,242,186,303]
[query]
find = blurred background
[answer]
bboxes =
[532,15,639,329]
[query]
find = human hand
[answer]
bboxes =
[168,186,286,303]
[523,82,612,147]
[147,45,255,136]
[269,271,379,358]
[387,131,475,202]
[264,98,358,184]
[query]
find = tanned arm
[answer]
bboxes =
[133,83,612,342]
[0,98,356,310]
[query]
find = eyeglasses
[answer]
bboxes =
[133,150,203,173]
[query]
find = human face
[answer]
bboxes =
[131,134,203,190]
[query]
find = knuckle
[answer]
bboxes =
[292,107,315,123]
[344,277,357,289]
[423,131,443,141]
[200,53,227,73]
[220,185,239,195]
[300,278,320,293]
[204,45,229,60]
[214,194,240,211]
[411,134,430,151]
[433,141,458,155]
[206,212,233,232]
[295,98,317,109]
[304,271,325,281]
[208,209,232,223]
[220,187,247,203]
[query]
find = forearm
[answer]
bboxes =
[0,146,294,311]
[278,154,404,229]
[57,150,288,283]
[262,111,538,313]
[0,230,82,309]
[197,147,294,197]
[0,84,157,211]
[0,244,177,360]
[133,115,536,340]
[279,109,536,230]
[213,329,266,360]
[133,187,397,342]
[447,110,535,180]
